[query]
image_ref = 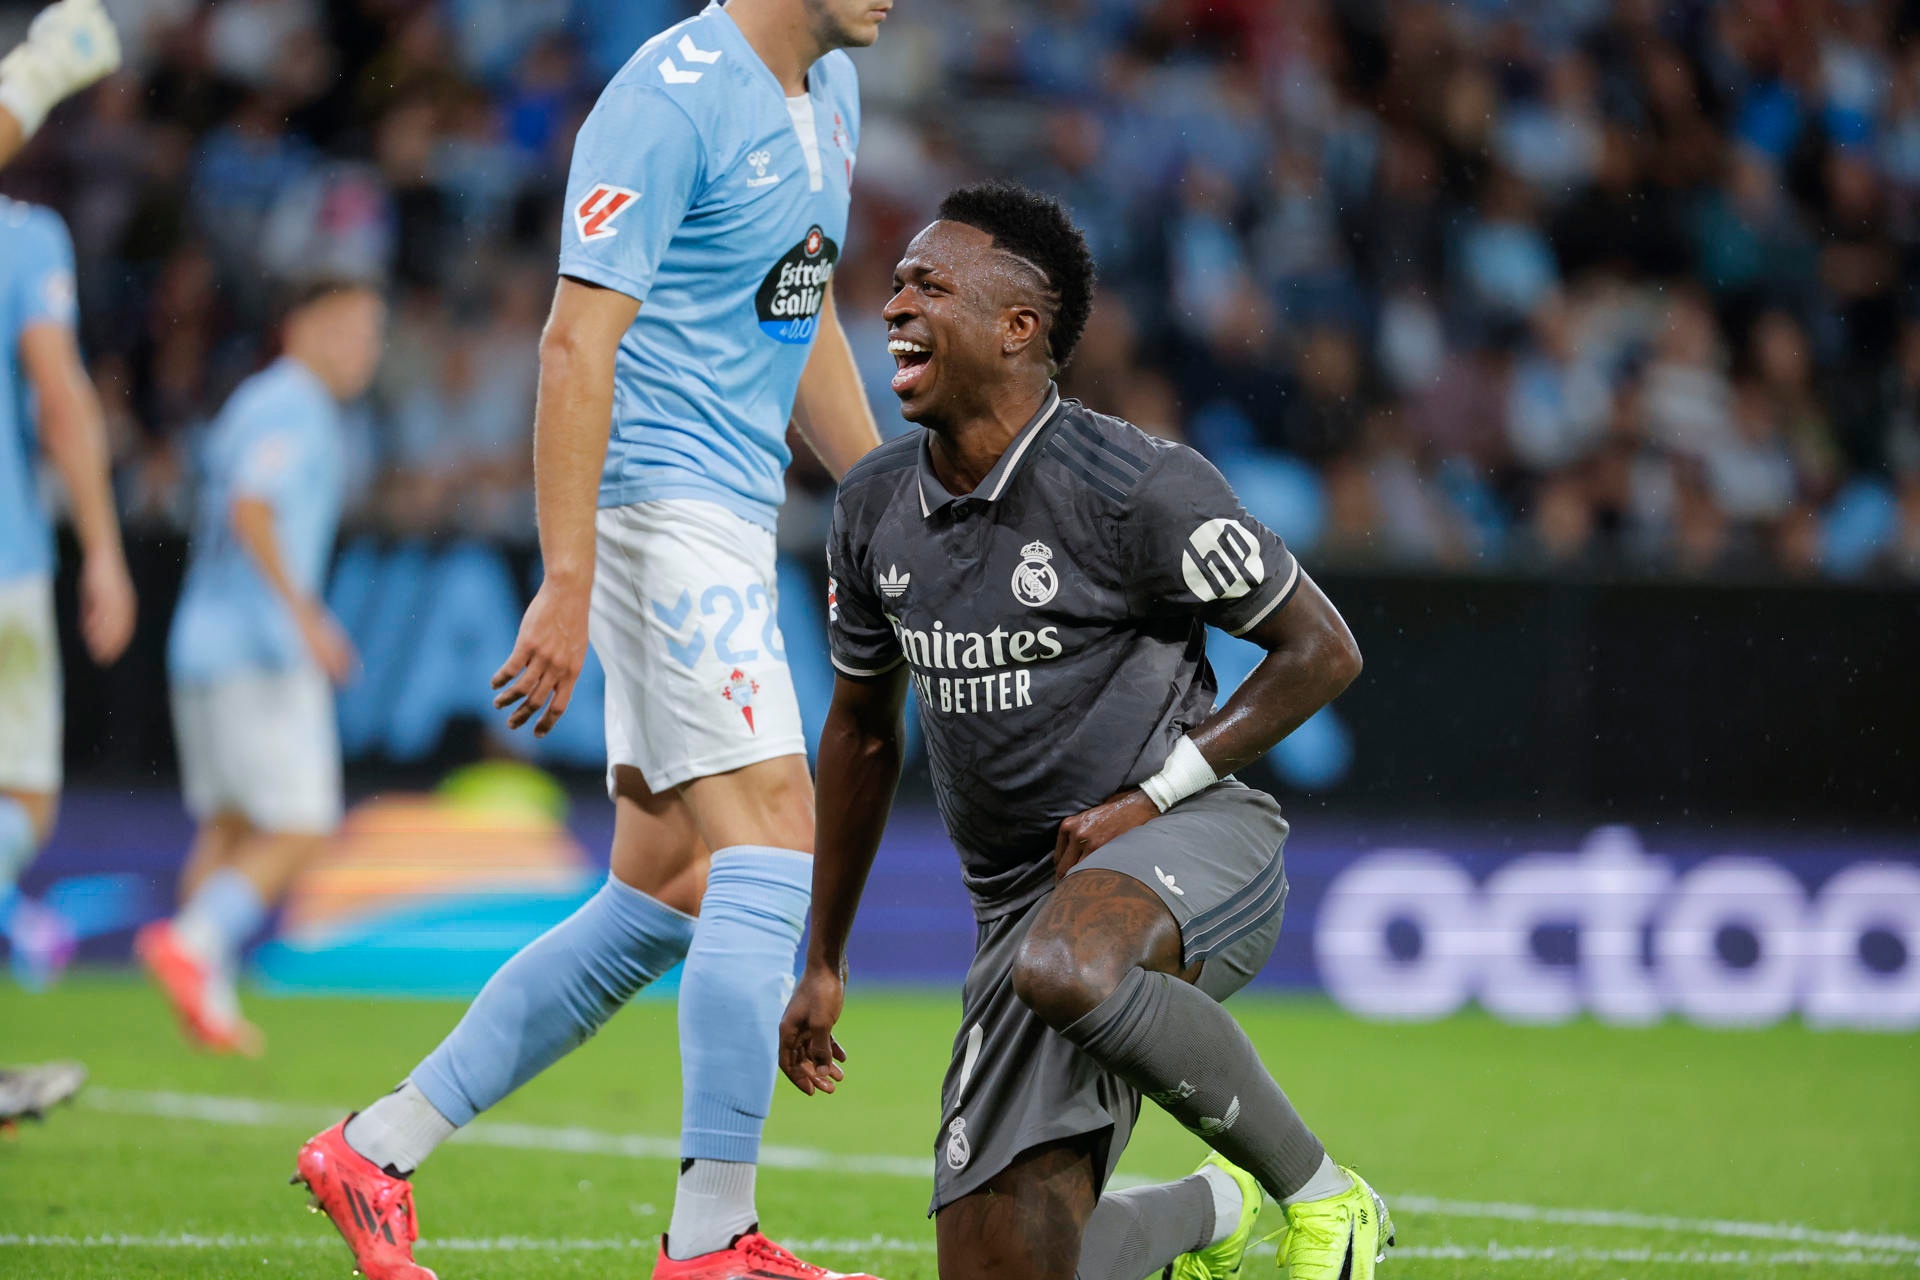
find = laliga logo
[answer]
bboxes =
[1314,826,1920,1031]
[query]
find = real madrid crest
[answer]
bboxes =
[1011,540,1059,607]
[945,1116,971,1170]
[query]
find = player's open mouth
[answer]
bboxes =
[889,338,933,394]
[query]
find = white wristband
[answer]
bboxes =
[1139,735,1218,813]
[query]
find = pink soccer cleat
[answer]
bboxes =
[292,1118,437,1280]
[654,1230,887,1280]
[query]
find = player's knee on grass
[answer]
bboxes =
[1011,872,1184,1030]
[935,1136,1099,1280]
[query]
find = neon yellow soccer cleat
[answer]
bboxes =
[1169,1153,1264,1280]
[1271,1167,1394,1279]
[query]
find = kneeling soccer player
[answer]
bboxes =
[137,279,386,1055]
[781,182,1393,1280]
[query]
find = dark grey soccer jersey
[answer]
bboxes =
[828,387,1300,919]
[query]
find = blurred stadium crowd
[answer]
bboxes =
[4,0,1920,579]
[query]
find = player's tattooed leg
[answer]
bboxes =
[1010,870,1195,1026]
[935,1134,1099,1280]
[1016,869,1329,1203]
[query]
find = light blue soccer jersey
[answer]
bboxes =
[168,358,344,684]
[559,1,860,530]
[0,199,79,585]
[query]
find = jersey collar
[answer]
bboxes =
[917,385,1064,519]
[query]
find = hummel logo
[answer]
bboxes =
[1195,1095,1240,1136]
[1154,866,1185,896]
[878,565,910,598]
[747,148,781,188]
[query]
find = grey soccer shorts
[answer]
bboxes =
[929,779,1290,1212]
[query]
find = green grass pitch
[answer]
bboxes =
[1,976,1915,1278]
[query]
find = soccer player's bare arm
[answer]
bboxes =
[1190,572,1362,776]
[790,286,882,479]
[19,321,133,665]
[491,277,639,736]
[780,667,908,1097]
[1053,575,1361,871]
[229,497,355,685]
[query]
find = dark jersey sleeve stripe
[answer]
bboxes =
[1050,429,1144,495]
[1043,439,1130,503]
[1063,418,1151,475]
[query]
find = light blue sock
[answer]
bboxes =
[172,868,268,971]
[412,874,695,1127]
[1,796,37,929]
[678,846,811,1164]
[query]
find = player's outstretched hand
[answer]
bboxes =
[78,548,134,666]
[1053,789,1160,879]
[779,964,849,1098]
[296,599,359,686]
[492,575,590,737]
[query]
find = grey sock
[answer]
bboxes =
[1063,968,1327,1201]
[1076,1175,1215,1280]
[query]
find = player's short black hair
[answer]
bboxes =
[937,181,1096,371]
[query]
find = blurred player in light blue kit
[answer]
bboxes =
[136,279,386,1057]
[296,2,892,1278]
[0,194,135,990]
[0,0,126,1131]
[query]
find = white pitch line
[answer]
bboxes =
[1390,1196,1920,1256]
[2,1234,1917,1269]
[78,1088,1920,1258]
[1381,1244,1920,1269]
[81,1088,929,1179]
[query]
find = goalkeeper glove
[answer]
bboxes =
[0,0,121,139]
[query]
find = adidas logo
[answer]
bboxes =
[878,565,911,598]
[1195,1095,1240,1137]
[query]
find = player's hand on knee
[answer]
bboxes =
[1053,790,1159,879]
[492,577,590,736]
[779,964,848,1097]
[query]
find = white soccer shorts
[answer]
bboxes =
[171,666,343,834]
[0,574,61,793]
[591,499,805,796]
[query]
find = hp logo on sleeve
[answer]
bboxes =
[1181,519,1264,602]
